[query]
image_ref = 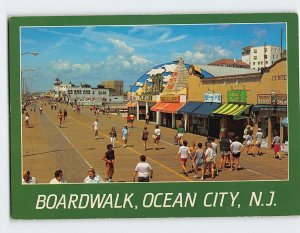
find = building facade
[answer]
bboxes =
[102,80,124,95]
[187,59,287,147]
[242,45,283,71]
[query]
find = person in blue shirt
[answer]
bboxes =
[121,124,129,148]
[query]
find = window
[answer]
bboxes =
[93,91,95,95]
[254,49,257,53]
[254,56,257,60]
[266,61,268,64]
[264,48,267,52]
[264,55,267,59]
[253,62,255,65]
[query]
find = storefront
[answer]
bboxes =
[252,93,287,147]
[137,94,158,122]
[151,95,185,128]
[178,101,203,132]
[213,90,252,139]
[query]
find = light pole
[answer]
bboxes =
[21,51,38,56]
[21,69,35,95]
[21,51,38,96]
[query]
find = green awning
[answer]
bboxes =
[213,103,252,116]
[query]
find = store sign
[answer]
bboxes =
[138,95,154,101]
[227,90,247,103]
[160,95,179,102]
[257,94,287,105]
[272,74,287,81]
[204,93,222,103]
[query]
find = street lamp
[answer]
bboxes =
[21,69,35,95]
[21,51,38,95]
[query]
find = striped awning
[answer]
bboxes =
[213,103,252,116]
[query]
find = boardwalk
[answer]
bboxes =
[22,102,288,183]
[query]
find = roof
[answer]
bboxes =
[242,45,253,49]
[194,64,260,77]
[208,59,249,67]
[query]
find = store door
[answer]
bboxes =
[208,117,220,138]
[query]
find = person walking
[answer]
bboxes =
[25,112,30,128]
[219,134,231,170]
[145,113,150,125]
[245,131,255,156]
[175,140,191,177]
[272,133,282,160]
[109,127,117,148]
[63,109,68,120]
[153,124,161,150]
[92,118,99,140]
[102,144,115,182]
[121,124,129,148]
[255,128,264,156]
[141,126,149,150]
[230,136,244,171]
[176,124,184,146]
[132,155,153,182]
[57,110,63,128]
[205,143,217,179]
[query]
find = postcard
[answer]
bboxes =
[9,13,299,219]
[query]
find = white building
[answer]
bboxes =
[53,79,126,106]
[242,45,283,71]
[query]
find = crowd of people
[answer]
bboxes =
[22,99,286,184]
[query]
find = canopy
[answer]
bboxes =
[151,102,185,114]
[213,103,252,116]
[178,101,203,114]
[192,102,221,117]
[251,104,287,112]
[126,102,137,108]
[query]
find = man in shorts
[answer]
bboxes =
[102,144,115,182]
[132,155,153,182]
[175,140,191,176]
[230,136,244,171]
[122,124,129,148]
[219,134,231,170]
[255,128,264,156]
[92,118,99,140]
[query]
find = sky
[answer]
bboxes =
[20,23,286,92]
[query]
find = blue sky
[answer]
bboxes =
[21,23,286,92]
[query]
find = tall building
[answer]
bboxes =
[242,45,284,71]
[102,80,124,95]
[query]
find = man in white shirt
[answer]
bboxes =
[84,168,102,183]
[230,137,244,171]
[133,155,153,182]
[22,171,37,184]
[50,170,67,184]
[175,140,191,176]
[92,118,99,140]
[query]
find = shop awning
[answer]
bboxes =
[151,102,185,114]
[192,102,222,117]
[213,103,252,116]
[151,102,170,111]
[178,101,203,114]
[251,105,287,112]
[126,102,137,108]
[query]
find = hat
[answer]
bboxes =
[258,128,262,131]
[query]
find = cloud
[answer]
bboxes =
[254,29,267,39]
[107,38,135,53]
[173,43,231,64]
[130,55,149,65]
[51,60,72,72]
[72,63,91,73]
[51,37,70,49]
